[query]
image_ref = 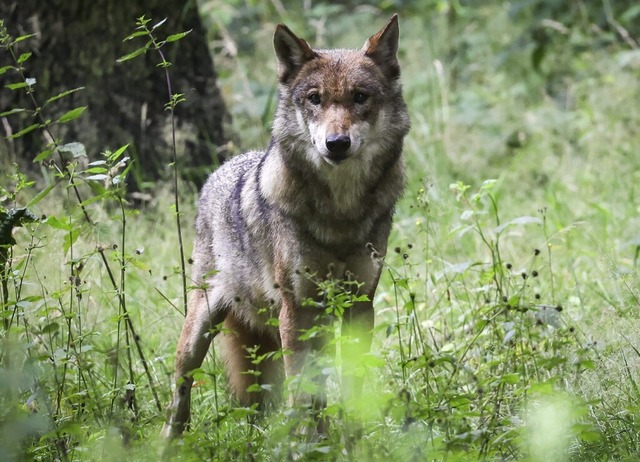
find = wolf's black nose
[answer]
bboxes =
[326,134,351,154]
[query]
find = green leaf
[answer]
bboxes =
[6,81,27,91]
[14,33,37,43]
[17,52,32,64]
[0,65,15,75]
[84,167,108,174]
[7,123,40,139]
[129,258,150,272]
[116,46,148,63]
[500,373,520,384]
[123,30,148,41]
[109,144,129,161]
[45,215,72,231]
[79,190,108,206]
[56,106,87,124]
[166,30,191,43]
[0,108,27,117]
[33,148,54,162]
[44,87,85,106]
[27,183,57,207]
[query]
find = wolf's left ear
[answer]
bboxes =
[363,14,400,79]
[274,24,317,84]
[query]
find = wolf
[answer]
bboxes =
[161,14,410,439]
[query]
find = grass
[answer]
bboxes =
[2,2,640,460]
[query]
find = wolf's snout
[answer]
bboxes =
[325,134,351,155]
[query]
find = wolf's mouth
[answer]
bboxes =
[323,153,349,165]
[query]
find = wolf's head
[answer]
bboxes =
[271,15,410,168]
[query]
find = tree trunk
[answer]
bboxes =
[0,0,230,191]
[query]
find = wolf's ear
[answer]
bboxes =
[274,24,317,84]
[363,14,400,79]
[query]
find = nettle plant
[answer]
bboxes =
[372,179,597,458]
[0,17,191,460]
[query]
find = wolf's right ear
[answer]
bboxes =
[273,24,317,84]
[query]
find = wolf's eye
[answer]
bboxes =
[307,92,321,105]
[354,92,369,104]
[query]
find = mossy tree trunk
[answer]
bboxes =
[0,0,230,191]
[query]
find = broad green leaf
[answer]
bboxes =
[0,65,15,75]
[17,52,32,63]
[56,106,87,124]
[45,215,72,231]
[33,148,54,162]
[166,30,191,43]
[500,373,520,384]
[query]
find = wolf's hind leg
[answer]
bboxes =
[161,289,228,440]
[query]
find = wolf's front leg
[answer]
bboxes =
[278,292,331,434]
[341,299,375,403]
[161,290,228,440]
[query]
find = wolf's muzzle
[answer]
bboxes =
[325,134,351,163]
